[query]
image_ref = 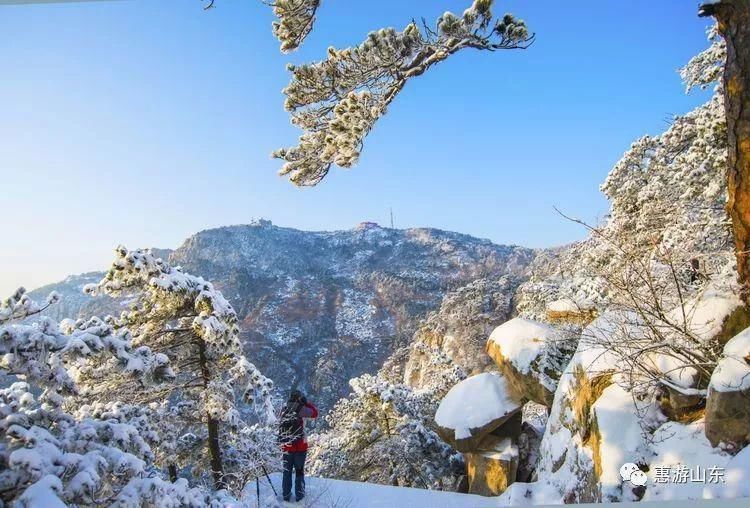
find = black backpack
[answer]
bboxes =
[278,401,304,445]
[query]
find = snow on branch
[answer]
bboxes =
[266,0,321,53]
[273,0,532,186]
[0,290,211,506]
[679,24,726,92]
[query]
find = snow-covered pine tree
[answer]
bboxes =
[273,0,532,186]
[0,288,211,506]
[82,246,276,492]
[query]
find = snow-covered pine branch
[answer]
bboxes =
[0,287,59,325]
[273,0,532,186]
[266,0,320,53]
[679,24,726,92]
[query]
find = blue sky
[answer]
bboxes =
[0,0,714,295]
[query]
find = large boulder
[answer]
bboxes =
[673,287,750,345]
[464,438,519,497]
[486,318,571,406]
[705,326,750,448]
[530,312,639,504]
[435,373,521,452]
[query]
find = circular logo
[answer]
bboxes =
[620,462,639,482]
[630,470,648,487]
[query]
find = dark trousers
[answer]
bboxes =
[282,451,307,501]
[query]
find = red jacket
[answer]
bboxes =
[282,402,318,453]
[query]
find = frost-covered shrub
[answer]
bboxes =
[309,372,463,490]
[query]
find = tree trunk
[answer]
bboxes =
[701,1,750,292]
[197,338,226,490]
[207,416,225,490]
[168,464,178,483]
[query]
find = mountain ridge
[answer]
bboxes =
[29,221,536,411]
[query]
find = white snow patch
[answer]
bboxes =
[644,420,731,501]
[435,373,520,439]
[591,383,651,500]
[704,444,750,499]
[710,326,750,392]
[488,318,561,374]
[246,473,506,507]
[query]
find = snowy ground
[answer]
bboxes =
[241,473,749,508]
[243,473,503,507]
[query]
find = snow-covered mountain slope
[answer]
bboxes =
[28,222,533,412]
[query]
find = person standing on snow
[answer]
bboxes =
[279,389,318,503]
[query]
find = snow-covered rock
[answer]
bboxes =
[435,373,521,452]
[519,311,645,503]
[589,384,652,502]
[706,326,750,448]
[486,318,571,406]
[671,287,750,344]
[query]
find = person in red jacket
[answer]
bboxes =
[279,389,318,503]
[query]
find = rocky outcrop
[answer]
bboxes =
[706,327,750,448]
[435,373,522,453]
[486,318,572,407]
[434,373,526,496]
[545,298,597,326]
[659,382,705,422]
[464,439,519,497]
[403,277,519,389]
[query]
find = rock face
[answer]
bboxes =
[486,318,571,406]
[403,277,520,389]
[706,327,750,448]
[660,383,705,422]
[28,222,533,412]
[464,439,519,497]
